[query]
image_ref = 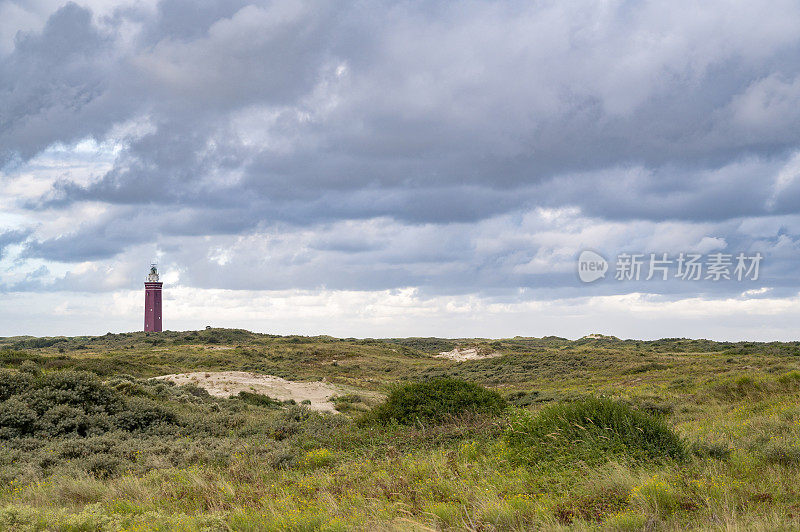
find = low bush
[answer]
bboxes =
[362,378,506,425]
[237,391,282,408]
[0,350,41,368]
[504,397,686,467]
[0,370,179,440]
[330,394,369,413]
[299,448,334,469]
[11,338,67,349]
[0,370,32,400]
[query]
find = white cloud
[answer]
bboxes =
[4,286,800,341]
[4,0,800,339]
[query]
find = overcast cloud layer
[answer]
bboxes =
[3,0,800,339]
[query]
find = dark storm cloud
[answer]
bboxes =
[5,0,800,302]
[0,3,137,164]
[20,204,260,261]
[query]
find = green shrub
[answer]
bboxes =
[0,349,41,367]
[0,398,37,439]
[114,397,177,432]
[0,370,32,400]
[362,378,506,425]
[18,360,40,376]
[330,394,370,414]
[504,397,685,467]
[11,338,66,349]
[82,453,122,478]
[106,377,149,397]
[299,448,334,469]
[180,383,211,399]
[237,391,282,408]
[0,370,179,440]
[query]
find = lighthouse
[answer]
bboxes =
[144,263,163,332]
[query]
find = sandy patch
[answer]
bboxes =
[435,348,501,362]
[581,334,620,340]
[155,371,345,412]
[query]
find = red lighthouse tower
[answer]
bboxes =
[144,263,163,332]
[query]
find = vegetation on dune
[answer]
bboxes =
[0,370,177,440]
[362,378,507,425]
[1,330,800,529]
[235,390,284,408]
[505,397,686,467]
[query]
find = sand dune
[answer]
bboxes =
[155,371,344,412]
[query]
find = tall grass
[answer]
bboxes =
[504,397,686,467]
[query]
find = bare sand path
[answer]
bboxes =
[155,371,348,412]
[435,348,501,362]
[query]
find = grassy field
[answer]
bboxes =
[1,329,800,530]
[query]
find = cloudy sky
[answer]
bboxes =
[2,0,800,340]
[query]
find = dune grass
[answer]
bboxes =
[1,331,800,529]
[504,397,686,468]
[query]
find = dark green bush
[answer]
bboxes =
[0,349,40,367]
[180,383,211,399]
[11,338,66,349]
[237,391,282,408]
[331,394,368,413]
[115,397,177,432]
[622,362,668,374]
[106,377,149,397]
[18,360,40,376]
[24,371,120,413]
[0,370,32,400]
[0,398,37,439]
[363,378,506,425]
[504,397,685,467]
[0,370,179,440]
[82,453,122,478]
